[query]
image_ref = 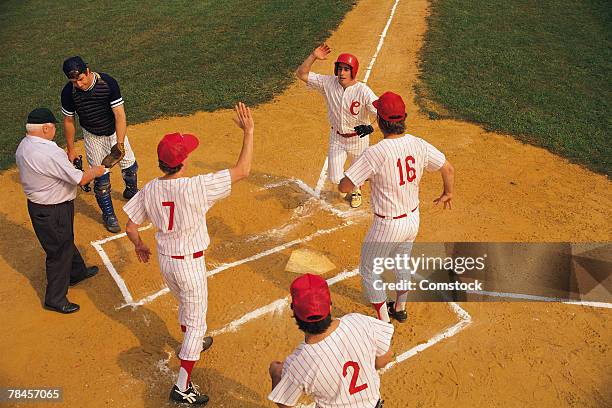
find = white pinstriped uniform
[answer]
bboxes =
[269,313,394,408]
[123,169,231,361]
[82,128,136,171]
[345,135,446,303]
[307,72,377,184]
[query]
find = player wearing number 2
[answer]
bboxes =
[268,273,394,408]
[339,92,454,323]
[123,103,254,405]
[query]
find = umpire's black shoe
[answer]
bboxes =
[169,382,209,405]
[44,302,80,314]
[70,266,99,286]
[387,301,408,323]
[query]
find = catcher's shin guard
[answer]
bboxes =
[94,173,120,233]
[121,161,139,199]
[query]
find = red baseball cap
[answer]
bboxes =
[290,274,331,322]
[157,132,199,167]
[373,91,407,122]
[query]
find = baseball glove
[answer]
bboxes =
[101,143,125,168]
[354,124,374,138]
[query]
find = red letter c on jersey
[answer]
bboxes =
[350,101,361,116]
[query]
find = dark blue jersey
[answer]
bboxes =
[61,72,124,136]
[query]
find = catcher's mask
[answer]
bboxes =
[334,53,359,79]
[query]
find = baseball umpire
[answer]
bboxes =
[269,273,394,408]
[61,56,139,233]
[16,108,105,313]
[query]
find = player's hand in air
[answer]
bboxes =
[312,43,331,60]
[233,102,254,133]
[434,192,453,209]
[135,240,152,263]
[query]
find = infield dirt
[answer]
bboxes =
[0,0,610,407]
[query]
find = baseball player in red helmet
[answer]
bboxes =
[268,273,394,408]
[339,92,454,323]
[296,44,378,208]
[123,103,254,405]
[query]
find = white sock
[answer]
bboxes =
[176,367,189,391]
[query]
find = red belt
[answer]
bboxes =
[171,250,204,260]
[375,206,418,220]
[336,130,358,138]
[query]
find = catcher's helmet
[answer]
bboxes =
[334,53,359,79]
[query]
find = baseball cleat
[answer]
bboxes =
[387,301,408,323]
[103,214,121,233]
[350,190,362,208]
[169,382,209,405]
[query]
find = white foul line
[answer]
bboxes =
[313,157,329,198]
[363,0,401,84]
[466,289,612,309]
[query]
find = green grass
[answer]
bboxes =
[417,0,611,176]
[0,0,355,169]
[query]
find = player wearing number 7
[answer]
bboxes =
[123,102,254,405]
[339,92,454,323]
[269,274,394,408]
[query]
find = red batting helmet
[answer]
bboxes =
[334,53,359,79]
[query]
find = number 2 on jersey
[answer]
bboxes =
[396,156,416,185]
[162,201,175,230]
[342,361,368,395]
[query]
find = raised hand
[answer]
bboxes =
[312,43,331,60]
[233,102,254,133]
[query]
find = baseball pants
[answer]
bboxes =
[83,129,136,173]
[27,199,88,308]
[158,253,208,361]
[360,211,420,303]
[327,130,369,185]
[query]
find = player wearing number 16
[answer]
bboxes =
[339,92,454,324]
[123,102,254,405]
[268,274,394,408]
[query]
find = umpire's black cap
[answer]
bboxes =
[27,108,57,124]
[63,56,88,79]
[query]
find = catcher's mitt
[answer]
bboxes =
[101,143,125,168]
[354,124,374,138]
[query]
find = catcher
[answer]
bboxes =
[61,56,139,233]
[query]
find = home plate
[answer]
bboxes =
[286,248,336,275]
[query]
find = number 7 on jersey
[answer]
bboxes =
[162,201,175,230]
